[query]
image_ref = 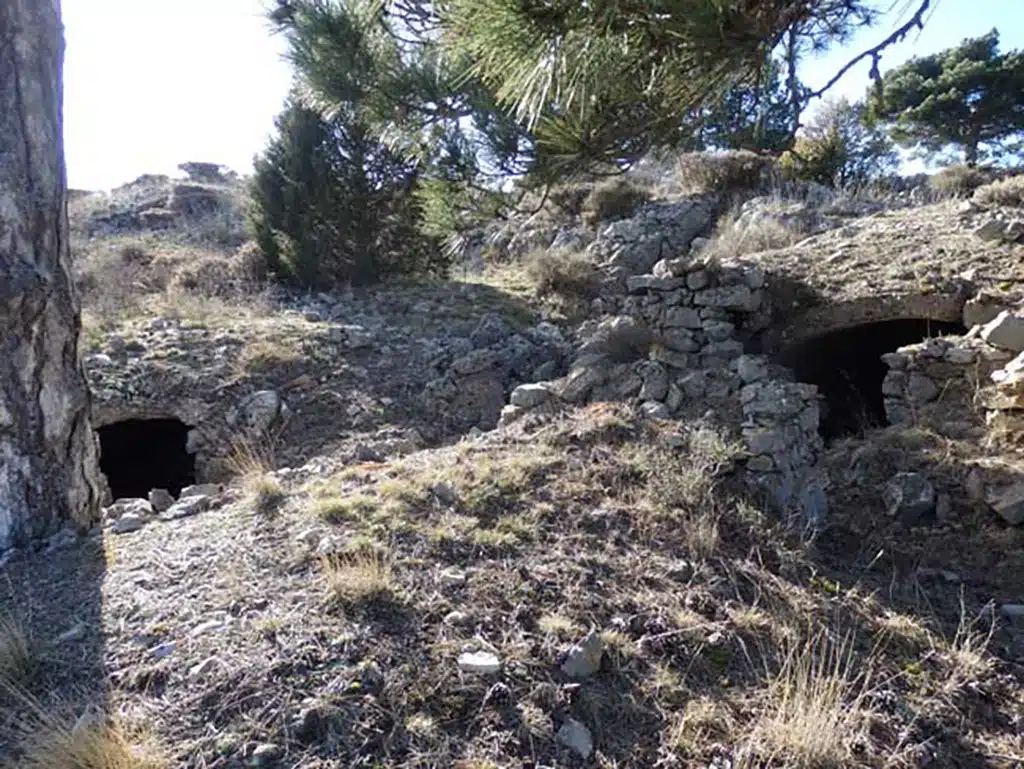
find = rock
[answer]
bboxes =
[935,493,954,523]
[439,567,467,587]
[558,366,607,403]
[1000,604,1024,618]
[457,650,502,675]
[46,527,80,551]
[251,742,282,767]
[149,641,176,660]
[638,363,669,401]
[556,718,594,760]
[292,706,324,743]
[181,483,221,498]
[906,373,939,403]
[444,610,471,625]
[510,383,552,408]
[148,488,175,513]
[451,350,497,376]
[561,629,604,678]
[160,495,210,520]
[105,497,154,521]
[111,513,147,534]
[973,218,1008,242]
[641,401,671,419]
[626,275,686,293]
[234,390,288,434]
[981,311,1024,352]
[735,355,768,383]
[985,482,1024,525]
[883,472,936,524]
[469,313,511,348]
[189,656,220,678]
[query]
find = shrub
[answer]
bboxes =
[526,249,601,299]
[701,204,803,259]
[973,172,1024,206]
[548,182,594,218]
[675,150,775,195]
[249,98,444,289]
[581,178,649,226]
[928,164,991,197]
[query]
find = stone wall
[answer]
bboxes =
[504,253,828,525]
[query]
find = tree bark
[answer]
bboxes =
[0,0,102,551]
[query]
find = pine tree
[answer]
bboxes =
[249,96,441,288]
[866,29,1024,166]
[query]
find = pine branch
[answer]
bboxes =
[805,0,933,103]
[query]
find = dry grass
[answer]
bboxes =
[0,613,37,688]
[321,549,399,607]
[973,172,1024,207]
[701,204,803,260]
[2,688,167,769]
[928,164,991,198]
[525,248,601,300]
[675,150,776,195]
[937,595,996,696]
[580,178,649,226]
[225,436,286,516]
[745,628,873,768]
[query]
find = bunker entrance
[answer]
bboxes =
[97,418,195,500]
[778,318,967,441]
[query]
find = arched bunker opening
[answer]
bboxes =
[97,418,196,500]
[778,318,967,441]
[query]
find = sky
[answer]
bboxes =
[62,0,1024,191]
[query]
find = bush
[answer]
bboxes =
[928,164,991,198]
[581,178,649,226]
[675,150,775,195]
[701,201,803,260]
[249,98,445,289]
[973,173,1024,206]
[526,249,601,299]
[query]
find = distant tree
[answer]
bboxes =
[688,58,803,153]
[782,97,898,186]
[866,29,1024,166]
[249,97,442,288]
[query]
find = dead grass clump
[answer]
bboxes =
[581,178,649,226]
[2,689,166,769]
[225,437,285,516]
[525,248,601,300]
[547,182,594,218]
[973,172,1024,206]
[675,150,775,195]
[236,338,303,376]
[745,629,872,768]
[322,549,398,607]
[0,613,37,688]
[701,206,803,260]
[937,596,995,696]
[928,164,990,198]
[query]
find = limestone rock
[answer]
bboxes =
[510,383,552,409]
[111,513,147,534]
[148,488,175,512]
[556,718,594,760]
[883,472,936,524]
[561,629,604,678]
[160,495,210,520]
[981,311,1024,353]
[985,482,1024,525]
[457,650,501,675]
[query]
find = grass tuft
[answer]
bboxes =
[746,628,872,768]
[0,613,38,688]
[322,549,398,607]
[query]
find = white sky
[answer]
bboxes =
[62,0,1024,190]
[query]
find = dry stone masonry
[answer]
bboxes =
[505,253,829,525]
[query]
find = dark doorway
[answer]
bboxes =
[97,419,195,500]
[778,318,967,441]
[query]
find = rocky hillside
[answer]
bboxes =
[1,155,1022,768]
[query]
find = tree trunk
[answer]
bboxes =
[0,0,102,551]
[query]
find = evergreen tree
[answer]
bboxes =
[866,29,1024,166]
[249,95,441,288]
